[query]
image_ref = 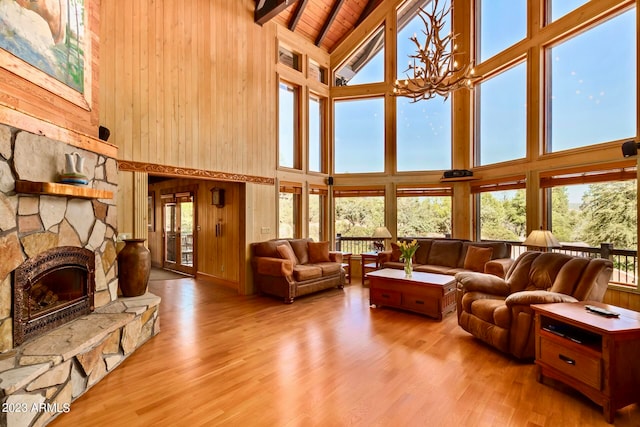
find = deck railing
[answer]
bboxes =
[336,235,638,287]
[334,235,382,254]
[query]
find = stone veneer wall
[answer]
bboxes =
[0,123,119,352]
[0,124,161,426]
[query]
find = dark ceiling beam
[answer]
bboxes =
[356,0,381,26]
[255,0,297,26]
[315,0,346,46]
[288,0,309,31]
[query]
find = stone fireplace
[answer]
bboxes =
[0,123,119,351]
[0,123,161,427]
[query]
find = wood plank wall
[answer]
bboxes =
[100,0,281,294]
[100,0,278,177]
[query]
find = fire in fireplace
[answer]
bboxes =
[13,247,95,346]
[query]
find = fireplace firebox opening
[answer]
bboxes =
[13,246,95,346]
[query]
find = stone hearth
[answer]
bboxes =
[0,293,160,427]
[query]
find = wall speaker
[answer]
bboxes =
[99,126,111,141]
[327,176,334,185]
[621,140,638,157]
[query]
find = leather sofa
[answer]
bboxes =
[378,238,514,278]
[251,238,345,303]
[455,251,613,359]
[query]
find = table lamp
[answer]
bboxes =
[372,226,392,252]
[522,228,561,252]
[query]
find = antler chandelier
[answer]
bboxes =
[392,0,479,102]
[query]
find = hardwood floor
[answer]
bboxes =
[49,278,640,426]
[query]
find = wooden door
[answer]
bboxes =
[161,191,196,275]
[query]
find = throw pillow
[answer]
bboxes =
[308,241,331,263]
[390,242,402,262]
[463,245,494,273]
[276,244,298,266]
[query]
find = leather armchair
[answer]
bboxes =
[455,251,613,359]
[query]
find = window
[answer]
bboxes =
[541,166,637,286]
[395,0,452,171]
[308,94,325,173]
[278,45,302,71]
[476,0,527,62]
[396,186,452,237]
[546,0,590,23]
[309,59,328,85]
[396,96,451,171]
[472,178,527,241]
[546,10,636,152]
[335,25,385,86]
[334,97,385,174]
[334,187,385,254]
[396,0,440,79]
[279,182,301,238]
[476,62,527,166]
[309,186,327,242]
[278,81,299,169]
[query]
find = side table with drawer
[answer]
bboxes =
[532,301,640,423]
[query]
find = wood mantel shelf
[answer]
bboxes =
[16,180,113,199]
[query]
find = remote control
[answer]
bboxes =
[585,305,620,318]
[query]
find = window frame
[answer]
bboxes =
[472,176,527,241]
[396,185,454,238]
[333,95,386,175]
[542,8,637,154]
[278,80,301,170]
[309,185,328,241]
[473,60,528,167]
[541,162,638,289]
[278,181,303,239]
[308,92,327,174]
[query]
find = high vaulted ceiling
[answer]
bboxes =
[255,0,384,53]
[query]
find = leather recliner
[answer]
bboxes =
[455,251,613,359]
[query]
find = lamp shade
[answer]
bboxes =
[372,226,392,239]
[522,229,561,248]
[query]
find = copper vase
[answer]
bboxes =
[118,238,151,297]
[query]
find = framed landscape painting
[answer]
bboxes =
[0,0,91,110]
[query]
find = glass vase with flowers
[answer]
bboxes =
[397,239,419,278]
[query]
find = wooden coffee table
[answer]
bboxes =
[367,268,456,320]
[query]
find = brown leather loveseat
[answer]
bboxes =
[251,238,345,303]
[455,251,613,359]
[378,238,514,278]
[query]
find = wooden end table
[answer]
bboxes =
[532,301,640,423]
[367,268,456,320]
[340,252,352,284]
[360,251,381,285]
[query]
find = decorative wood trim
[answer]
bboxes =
[15,180,113,199]
[0,103,118,158]
[118,160,275,185]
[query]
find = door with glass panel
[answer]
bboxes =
[161,191,195,275]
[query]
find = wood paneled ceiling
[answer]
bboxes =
[255,0,384,52]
